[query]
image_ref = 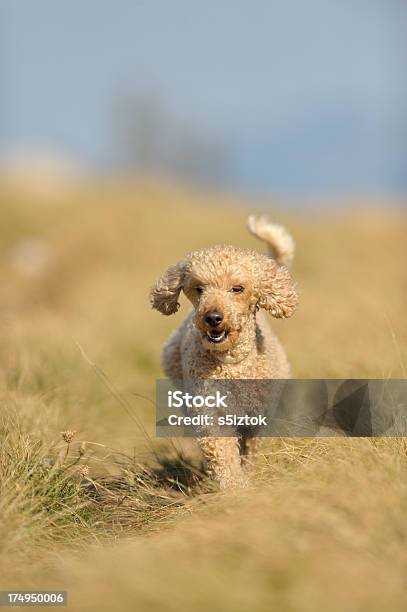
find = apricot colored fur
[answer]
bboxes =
[150,217,298,488]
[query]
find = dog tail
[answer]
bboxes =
[247,215,295,268]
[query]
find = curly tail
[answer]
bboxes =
[247,215,295,268]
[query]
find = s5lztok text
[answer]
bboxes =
[167,414,267,427]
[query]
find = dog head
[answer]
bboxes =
[150,246,298,352]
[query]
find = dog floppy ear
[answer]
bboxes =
[256,255,298,318]
[150,261,185,315]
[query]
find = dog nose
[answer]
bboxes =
[204,311,223,327]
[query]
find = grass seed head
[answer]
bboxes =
[61,430,76,444]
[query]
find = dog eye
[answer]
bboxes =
[195,286,204,294]
[231,286,244,294]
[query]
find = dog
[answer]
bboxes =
[150,216,298,488]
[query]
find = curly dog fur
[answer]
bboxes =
[150,216,298,488]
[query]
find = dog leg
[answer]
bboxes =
[198,437,245,489]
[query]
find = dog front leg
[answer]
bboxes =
[198,437,245,489]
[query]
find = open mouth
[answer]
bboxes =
[206,330,228,344]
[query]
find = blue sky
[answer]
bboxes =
[1,0,406,196]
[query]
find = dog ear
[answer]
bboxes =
[257,256,298,318]
[150,261,185,315]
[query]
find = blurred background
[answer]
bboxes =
[1,0,406,200]
[0,1,406,451]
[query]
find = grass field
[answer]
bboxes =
[0,178,406,611]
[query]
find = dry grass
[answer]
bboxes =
[0,178,406,610]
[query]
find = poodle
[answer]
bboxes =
[150,216,298,488]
